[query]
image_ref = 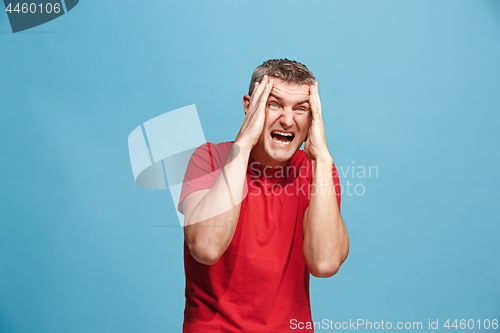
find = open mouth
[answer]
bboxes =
[270,131,295,145]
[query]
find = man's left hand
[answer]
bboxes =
[304,82,332,162]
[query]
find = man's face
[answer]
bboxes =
[244,77,312,168]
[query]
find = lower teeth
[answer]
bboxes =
[272,137,291,145]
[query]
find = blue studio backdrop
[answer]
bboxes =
[1,1,499,332]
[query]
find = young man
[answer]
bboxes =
[178,59,349,332]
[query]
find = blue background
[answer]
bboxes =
[1,1,499,332]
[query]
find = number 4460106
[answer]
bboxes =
[5,3,61,14]
[444,319,498,330]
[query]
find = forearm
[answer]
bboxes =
[184,142,250,264]
[303,157,349,277]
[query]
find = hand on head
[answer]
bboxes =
[235,75,274,152]
[304,82,332,162]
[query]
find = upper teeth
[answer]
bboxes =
[272,131,293,136]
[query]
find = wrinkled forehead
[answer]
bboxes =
[269,77,311,103]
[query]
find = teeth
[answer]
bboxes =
[272,137,291,144]
[272,131,293,136]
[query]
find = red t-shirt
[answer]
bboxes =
[179,141,341,333]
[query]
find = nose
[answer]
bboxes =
[279,107,294,129]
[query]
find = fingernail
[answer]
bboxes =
[266,83,269,89]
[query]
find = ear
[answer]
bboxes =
[243,95,251,115]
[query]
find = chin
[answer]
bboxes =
[264,143,300,165]
[269,152,292,164]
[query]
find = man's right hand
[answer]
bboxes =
[235,75,274,152]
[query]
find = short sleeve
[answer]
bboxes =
[177,143,221,213]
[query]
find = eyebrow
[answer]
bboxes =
[269,93,310,106]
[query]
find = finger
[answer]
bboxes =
[314,82,322,109]
[251,75,270,106]
[257,78,273,110]
[309,85,319,115]
[309,84,322,117]
[246,82,259,111]
[315,83,322,113]
[249,75,270,109]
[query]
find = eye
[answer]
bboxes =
[295,107,308,113]
[268,102,280,109]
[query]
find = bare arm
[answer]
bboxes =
[182,76,274,265]
[182,144,250,265]
[302,82,349,277]
[302,159,348,277]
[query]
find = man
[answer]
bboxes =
[178,59,349,332]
